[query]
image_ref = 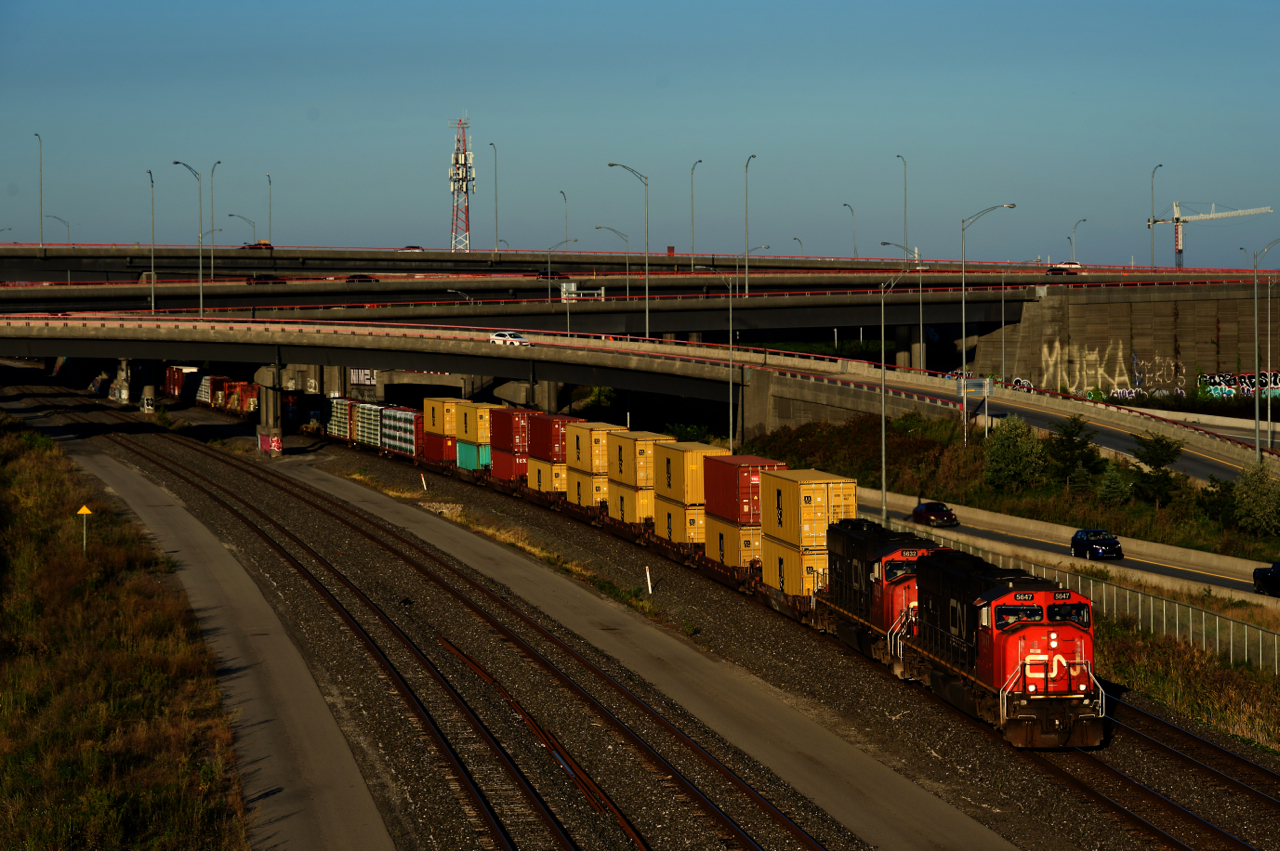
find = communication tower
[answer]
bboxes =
[449,117,476,252]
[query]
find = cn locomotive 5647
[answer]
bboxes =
[823,520,1104,748]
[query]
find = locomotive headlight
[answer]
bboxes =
[1028,684,1037,693]
[1079,684,1087,691]
[1049,632,1058,640]
[1050,640,1058,649]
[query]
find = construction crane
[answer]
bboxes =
[1149,202,1272,268]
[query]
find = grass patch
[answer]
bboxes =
[1096,617,1280,752]
[0,413,250,849]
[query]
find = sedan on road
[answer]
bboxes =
[912,502,959,527]
[1071,529,1124,560]
[1254,563,1280,596]
[489,331,532,346]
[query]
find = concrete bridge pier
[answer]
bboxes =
[253,365,283,457]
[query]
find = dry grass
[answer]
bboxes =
[1095,617,1280,752]
[0,417,250,850]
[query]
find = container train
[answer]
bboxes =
[159,379,1106,749]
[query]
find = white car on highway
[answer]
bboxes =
[489,331,532,346]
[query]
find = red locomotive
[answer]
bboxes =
[824,521,1104,748]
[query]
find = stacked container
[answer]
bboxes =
[490,408,533,483]
[759,469,858,597]
[606,431,676,524]
[702,455,788,569]
[565,422,625,506]
[422,397,458,463]
[456,401,503,471]
[527,414,582,493]
[196,376,213,406]
[355,403,384,447]
[381,407,422,460]
[327,398,356,441]
[653,442,729,545]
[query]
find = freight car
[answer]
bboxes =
[298,397,1107,749]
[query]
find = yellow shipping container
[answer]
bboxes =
[760,469,858,548]
[761,537,828,597]
[565,422,626,474]
[424,398,457,437]
[654,442,729,505]
[566,468,609,506]
[654,495,706,544]
[703,514,761,568]
[607,431,677,488]
[528,458,567,493]
[607,481,655,524]
[456,401,504,444]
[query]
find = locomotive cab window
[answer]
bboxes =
[1048,603,1091,628]
[882,559,913,580]
[994,604,1043,630]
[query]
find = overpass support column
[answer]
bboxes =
[254,364,283,457]
[741,367,773,442]
[896,325,916,369]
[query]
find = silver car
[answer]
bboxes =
[489,331,532,346]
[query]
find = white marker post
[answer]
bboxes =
[645,565,652,594]
[421,474,428,491]
[77,504,92,552]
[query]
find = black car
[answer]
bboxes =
[345,274,379,283]
[246,274,285,285]
[911,501,959,527]
[1254,563,1280,596]
[1071,529,1123,560]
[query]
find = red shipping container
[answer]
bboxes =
[490,408,533,454]
[490,448,529,482]
[704,455,788,524]
[528,413,584,462]
[422,432,457,462]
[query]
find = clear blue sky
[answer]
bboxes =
[4,0,1279,270]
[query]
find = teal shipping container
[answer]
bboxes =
[457,440,491,471]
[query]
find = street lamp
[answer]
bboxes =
[793,237,804,256]
[718,272,736,451]
[961,204,1016,445]
[882,241,924,372]
[489,143,498,252]
[210,161,221,281]
[876,263,908,520]
[228,214,256,243]
[559,190,568,248]
[843,203,857,258]
[546,238,576,301]
[266,173,272,244]
[608,163,650,336]
[896,154,908,265]
[34,134,42,247]
[596,226,629,297]
[1150,164,1163,269]
[147,170,155,313]
[173,161,204,318]
[1071,219,1086,263]
[498,239,509,250]
[1249,237,1280,462]
[744,154,756,296]
[690,159,702,273]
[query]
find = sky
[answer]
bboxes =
[4,0,1280,270]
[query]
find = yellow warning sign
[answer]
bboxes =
[77,505,92,515]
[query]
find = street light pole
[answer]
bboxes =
[793,237,803,256]
[1250,237,1280,463]
[1150,164,1163,270]
[595,226,629,297]
[883,241,924,372]
[210,161,221,281]
[266,174,272,244]
[173,161,203,318]
[228,214,256,242]
[46,215,70,284]
[489,143,498,253]
[560,190,568,248]
[744,154,756,296]
[843,203,857,259]
[546,238,576,301]
[147,170,155,313]
[960,204,1016,446]
[690,159,701,273]
[608,163,650,336]
[1072,218,1086,263]
[34,134,42,247]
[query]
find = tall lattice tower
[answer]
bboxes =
[448,117,475,252]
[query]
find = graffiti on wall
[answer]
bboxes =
[1198,371,1280,398]
[1040,340,1132,394]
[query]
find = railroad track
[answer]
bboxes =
[31,390,830,851]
